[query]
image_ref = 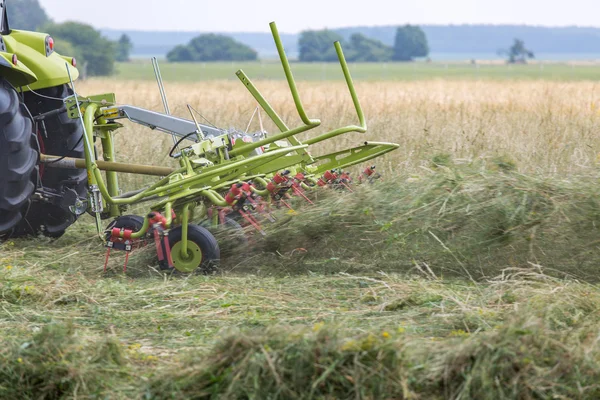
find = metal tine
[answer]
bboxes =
[186,104,205,141]
[151,57,179,148]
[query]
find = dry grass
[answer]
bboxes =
[78,78,600,190]
[3,79,600,398]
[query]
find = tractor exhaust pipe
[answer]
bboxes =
[40,154,176,177]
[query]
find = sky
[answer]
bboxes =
[39,0,600,32]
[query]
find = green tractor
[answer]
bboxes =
[0,0,83,238]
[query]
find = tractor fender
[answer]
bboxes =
[3,30,79,91]
[0,52,37,87]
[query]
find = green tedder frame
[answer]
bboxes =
[39,22,399,269]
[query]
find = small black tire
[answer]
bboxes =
[168,224,220,274]
[0,78,39,235]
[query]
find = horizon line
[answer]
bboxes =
[98,22,600,34]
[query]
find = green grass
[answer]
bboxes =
[3,159,600,398]
[115,60,600,82]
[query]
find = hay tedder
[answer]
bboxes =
[0,0,399,273]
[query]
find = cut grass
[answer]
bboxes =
[2,268,600,399]
[3,161,600,397]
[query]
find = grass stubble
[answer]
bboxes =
[2,79,600,398]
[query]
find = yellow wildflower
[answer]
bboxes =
[312,322,325,332]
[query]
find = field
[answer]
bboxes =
[115,60,600,82]
[3,77,600,398]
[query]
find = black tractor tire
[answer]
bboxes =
[0,78,39,235]
[17,84,87,237]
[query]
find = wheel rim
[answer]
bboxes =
[171,241,203,273]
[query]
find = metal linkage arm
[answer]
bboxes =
[110,105,224,139]
[313,142,400,174]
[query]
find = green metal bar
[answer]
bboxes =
[236,70,311,160]
[304,126,362,146]
[236,70,289,132]
[114,216,150,240]
[83,103,99,185]
[313,141,400,174]
[91,140,306,206]
[181,203,190,256]
[304,41,366,145]
[211,208,218,227]
[200,190,228,207]
[228,126,315,156]
[229,22,321,157]
[270,21,318,126]
[100,131,120,217]
[40,154,178,176]
[335,41,365,130]
[250,176,270,196]
[130,217,150,239]
[165,202,173,228]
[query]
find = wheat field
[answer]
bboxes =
[78,78,600,186]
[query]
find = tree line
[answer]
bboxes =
[10,0,534,73]
[298,25,428,62]
[8,0,132,76]
[167,25,430,63]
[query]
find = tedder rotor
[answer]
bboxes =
[0,2,399,273]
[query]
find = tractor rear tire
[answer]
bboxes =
[0,78,39,235]
[17,84,87,237]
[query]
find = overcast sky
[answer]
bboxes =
[39,0,600,32]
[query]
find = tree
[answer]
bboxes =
[392,25,429,61]
[116,34,133,62]
[298,30,344,62]
[346,33,392,62]
[43,22,115,76]
[505,39,534,64]
[167,34,257,62]
[7,0,49,30]
[167,45,195,62]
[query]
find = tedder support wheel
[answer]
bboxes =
[168,224,220,274]
[0,78,39,235]
[17,84,87,237]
